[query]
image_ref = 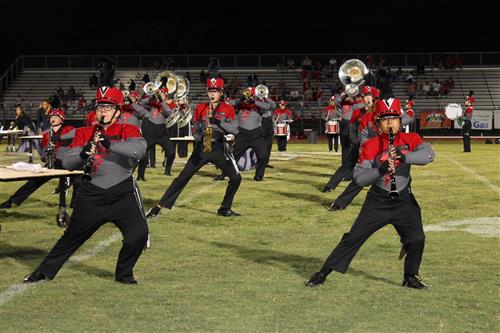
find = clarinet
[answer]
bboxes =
[388,127,399,199]
[45,128,56,169]
[82,120,104,182]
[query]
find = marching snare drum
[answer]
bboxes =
[275,123,288,136]
[325,120,339,134]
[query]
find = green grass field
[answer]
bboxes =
[1,140,499,332]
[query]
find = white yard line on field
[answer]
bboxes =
[0,181,218,306]
[442,155,500,195]
[424,217,500,238]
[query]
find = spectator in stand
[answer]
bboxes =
[430,80,441,96]
[78,95,87,109]
[16,94,22,105]
[57,86,65,100]
[302,78,310,93]
[128,79,136,91]
[230,77,241,97]
[142,73,150,84]
[67,86,76,101]
[407,82,417,99]
[329,56,338,70]
[290,90,300,101]
[89,73,98,89]
[405,71,416,83]
[422,81,431,96]
[207,57,220,78]
[416,62,425,74]
[445,56,454,70]
[199,70,207,84]
[395,67,404,82]
[454,55,463,71]
[304,88,314,101]
[302,55,313,71]
[286,58,296,70]
[432,58,443,72]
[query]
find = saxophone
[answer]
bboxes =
[203,104,214,153]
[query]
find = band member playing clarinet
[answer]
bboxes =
[306,98,435,289]
[0,109,76,222]
[23,87,148,285]
[145,78,242,218]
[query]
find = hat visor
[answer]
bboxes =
[96,99,118,105]
[377,113,401,119]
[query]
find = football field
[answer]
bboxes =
[1,141,499,332]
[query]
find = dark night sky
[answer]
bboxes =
[1,1,498,72]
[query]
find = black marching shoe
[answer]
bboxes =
[217,207,240,217]
[0,200,12,209]
[402,275,429,290]
[214,175,226,181]
[305,271,327,287]
[136,176,146,181]
[328,203,343,212]
[115,277,138,285]
[322,186,332,193]
[253,176,264,181]
[23,271,47,284]
[266,164,274,169]
[164,170,172,176]
[146,205,162,219]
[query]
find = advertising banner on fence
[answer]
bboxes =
[420,110,451,129]
[454,110,492,130]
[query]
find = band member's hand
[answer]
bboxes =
[96,133,112,149]
[146,205,162,218]
[52,134,61,142]
[395,148,406,163]
[80,142,93,159]
[388,157,396,173]
[378,159,390,175]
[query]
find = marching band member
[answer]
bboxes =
[133,87,176,179]
[322,87,377,194]
[261,97,275,168]
[168,97,192,158]
[0,109,76,218]
[306,99,435,289]
[272,100,293,152]
[402,97,415,133]
[460,91,474,152]
[145,78,242,218]
[322,96,339,152]
[338,94,365,164]
[23,87,148,284]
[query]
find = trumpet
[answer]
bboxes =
[255,84,269,99]
[339,59,369,97]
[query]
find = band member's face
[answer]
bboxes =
[42,101,50,110]
[465,100,471,107]
[96,104,120,124]
[330,100,336,105]
[15,107,22,116]
[207,89,222,102]
[50,115,62,126]
[279,104,286,109]
[363,95,374,110]
[379,117,401,135]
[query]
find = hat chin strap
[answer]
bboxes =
[100,109,120,126]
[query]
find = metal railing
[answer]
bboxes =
[16,52,500,70]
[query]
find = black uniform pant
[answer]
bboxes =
[8,175,76,208]
[261,117,274,163]
[322,186,425,276]
[232,127,269,179]
[339,120,351,164]
[325,143,360,190]
[276,135,288,151]
[159,142,242,210]
[462,119,471,152]
[327,134,339,152]
[35,178,148,281]
[333,180,364,209]
[138,134,175,178]
[168,125,189,158]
